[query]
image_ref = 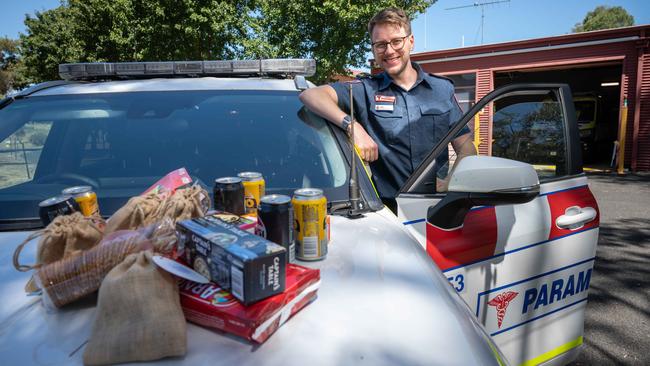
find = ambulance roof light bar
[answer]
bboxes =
[59,59,316,80]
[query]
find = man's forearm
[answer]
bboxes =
[298,86,347,130]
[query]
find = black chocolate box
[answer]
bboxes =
[176,214,286,305]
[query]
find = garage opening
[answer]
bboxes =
[494,63,622,171]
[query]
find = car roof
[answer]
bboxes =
[29,77,314,96]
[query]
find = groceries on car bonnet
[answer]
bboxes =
[12,167,327,357]
[177,213,287,305]
[180,263,320,343]
[84,250,187,365]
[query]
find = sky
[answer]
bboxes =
[1,0,649,54]
[411,0,650,52]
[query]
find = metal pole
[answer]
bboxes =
[20,141,30,179]
[617,98,628,174]
[348,83,360,214]
[481,6,485,44]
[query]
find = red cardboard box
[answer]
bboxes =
[179,264,320,343]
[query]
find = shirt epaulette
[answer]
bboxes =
[428,73,455,85]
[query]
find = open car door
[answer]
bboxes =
[396,84,600,366]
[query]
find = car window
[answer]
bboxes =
[490,90,567,179]
[0,90,350,222]
[0,121,53,189]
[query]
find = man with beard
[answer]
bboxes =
[299,7,476,212]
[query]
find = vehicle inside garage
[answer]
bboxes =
[494,63,623,169]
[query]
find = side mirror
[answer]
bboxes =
[428,156,540,230]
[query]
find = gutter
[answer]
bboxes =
[416,36,640,64]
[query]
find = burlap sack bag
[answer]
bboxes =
[151,184,210,224]
[83,250,187,365]
[13,213,105,292]
[104,192,164,234]
[13,212,105,271]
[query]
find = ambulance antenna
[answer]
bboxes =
[347,82,363,218]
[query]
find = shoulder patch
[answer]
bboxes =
[428,73,455,85]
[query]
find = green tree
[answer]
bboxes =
[18,1,436,83]
[67,0,257,61]
[19,1,261,81]
[256,0,435,82]
[1,37,20,96]
[572,5,634,33]
[20,6,84,82]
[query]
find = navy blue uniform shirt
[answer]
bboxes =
[331,63,467,199]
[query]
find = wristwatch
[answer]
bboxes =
[341,115,352,134]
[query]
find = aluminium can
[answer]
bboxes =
[258,194,294,264]
[213,177,245,215]
[38,195,80,227]
[62,185,100,217]
[237,172,265,217]
[292,188,328,261]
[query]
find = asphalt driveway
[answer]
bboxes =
[570,173,650,365]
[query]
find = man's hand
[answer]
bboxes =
[352,122,378,162]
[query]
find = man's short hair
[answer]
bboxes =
[368,7,411,37]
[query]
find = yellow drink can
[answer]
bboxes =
[61,185,100,217]
[292,188,328,261]
[238,172,265,217]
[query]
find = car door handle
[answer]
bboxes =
[556,206,597,230]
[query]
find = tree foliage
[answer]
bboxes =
[17,0,435,84]
[1,37,21,97]
[255,0,435,82]
[572,5,634,33]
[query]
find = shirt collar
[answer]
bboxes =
[378,62,430,91]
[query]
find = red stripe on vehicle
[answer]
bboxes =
[547,186,600,240]
[426,207,498,271]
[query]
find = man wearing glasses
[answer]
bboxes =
[299,7,476,212]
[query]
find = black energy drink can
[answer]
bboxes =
[237,172,265,217]
[38,195,80,227]
[213,177,245,215]
[257,194,294,264]
[292,188,328,261]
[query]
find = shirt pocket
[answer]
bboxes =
[419,103,452,149]
[369,107,403,145]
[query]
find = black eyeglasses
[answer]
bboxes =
[371,35,411,53]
